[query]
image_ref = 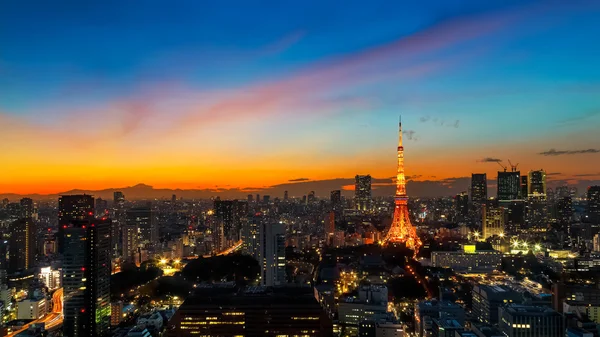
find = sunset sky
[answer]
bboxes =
[1,1,600,197]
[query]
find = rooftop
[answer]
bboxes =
[503,304,559,316]
[434,318,462,329]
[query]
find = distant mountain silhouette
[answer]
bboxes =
[1,177,595,201]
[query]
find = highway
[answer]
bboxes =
[6,241,244,336]
[7,288,63,337]
[202,240,243,258]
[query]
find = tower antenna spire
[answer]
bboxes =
[384,116,422,256]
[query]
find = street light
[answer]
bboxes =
[160,259,167,264]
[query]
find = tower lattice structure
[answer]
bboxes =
[384,118,422,253]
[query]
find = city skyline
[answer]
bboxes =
[2,1,600,195]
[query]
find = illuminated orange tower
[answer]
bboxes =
[384,117,422,253]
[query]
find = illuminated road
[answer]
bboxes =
[202,240,243,258]
[7,288,63,336]
[405,263,434,299]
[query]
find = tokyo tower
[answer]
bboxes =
[383,117,422,253]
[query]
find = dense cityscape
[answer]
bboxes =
[0,119,599,337]
[2,1,600,337]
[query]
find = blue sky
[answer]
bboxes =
[1,0,599,195]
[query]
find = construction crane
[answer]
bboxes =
[496,161,507,172]
[508,159,519,172]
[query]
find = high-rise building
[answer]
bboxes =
[499,304,563,337]
[126,206,157,247]
[308,191,316,204]
[520,175,528,199]
[497,170,520,201]
[556,196,573,227]
[263,195,270,204]
[588,186,600,223]
[258,222,286,286]
[501,200,526,233]
[63,218,111,337]
[113,191,125,207]
[482,204,505,240]
[283,190,289,202]
[455,192,469,218]
[241,217,260,258]
[112,192,125,258]
[355,175,372,211]
[325,211,335,244]
[247,194,253,203]
[95,198,108,216]
[527,170,548,228]
[471,174,488,205]
[9,218,36,272]
[330,190,341,213]
[214,200,248,241]
[528,170,547,198]
[167,285,332,337]
[122,224,139,262]
[19,197,35,219]
[58,195,95,253]
[593,234,600,253]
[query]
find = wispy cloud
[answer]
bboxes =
[559,109,600,125]
[419,116,460,128]
[0,2,533,145]
[478,157,502,163]
[539,149,600,156]
[403,130,418,141]
[289,178,310,182]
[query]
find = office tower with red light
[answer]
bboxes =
[58,194,95,253]
[63,218,111,337]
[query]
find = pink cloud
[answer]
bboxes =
[0,2,549,146]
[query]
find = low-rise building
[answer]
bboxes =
[111,301,124,326]
[431,250,501,272]
[38,267,61,290]
[137,311,163,332]
[472,285,521,325]
[126,326,152,337]
[431,318,463,337]
[17,297,47,320]
[339,285,389,336]
[499,304,563,337]
[414,300,465,337]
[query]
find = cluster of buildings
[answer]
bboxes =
[0,150,598,337]
[167,285,330,337]
[466,169,600,248]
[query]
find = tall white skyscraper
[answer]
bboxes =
[258,221,286,286]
